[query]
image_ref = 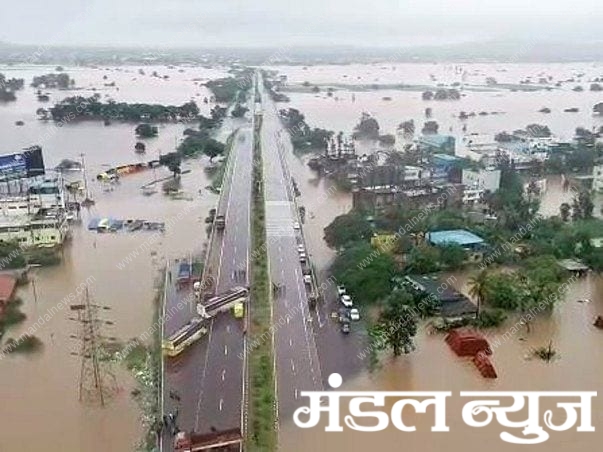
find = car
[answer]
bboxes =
[293,221,301,230]
[297,244,305,253]
[299,252,307,262]
[303,274,312,285]
[341,321,350,334]
[349,308,360,321]
[340,294,353,308]
[337,285,346,296]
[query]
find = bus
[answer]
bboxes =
[197,286,249,318]
[162,317,208,357]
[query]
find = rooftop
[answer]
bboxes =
[427,229,485,247]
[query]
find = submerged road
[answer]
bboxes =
[161,124,253,450]
[259,82,323,424]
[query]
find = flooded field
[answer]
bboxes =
[0,65,227,451]
[0,62,602,451]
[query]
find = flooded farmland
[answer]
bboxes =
[0,61,602,451]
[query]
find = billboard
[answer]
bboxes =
[0,146,45,181]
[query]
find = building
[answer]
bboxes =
[400,274,477,318]
[593,163,603,192]
[427,229,486,258]
[461,167,501,204]
[418,134,456,154]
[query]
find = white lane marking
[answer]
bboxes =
[226,325,231,333]
[221,369,226,381]
[286,316,290,324]
[289,338,293,347]
[219,399,224,411]
[290,359,295,373]
[224,345,228,355]
[294,389,299,400]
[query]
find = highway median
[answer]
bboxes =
[247,111,277,451]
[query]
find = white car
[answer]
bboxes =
[349,308,360,321]
[293,221,301,230]
[337,285,346,296]
[297,244,305,253]
[303,275,312,285]
[299,252,307,262]
[340,294,353,308]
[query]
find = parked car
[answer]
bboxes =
[303,274,312,285]
[340,294,353,308]
[297,244,305,253]
[349,308,360,321]
[293,221,301,230]
[299,252,307,262]
[337,285,346,296]
[340,320,350,334]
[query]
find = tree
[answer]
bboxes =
[421,120,439,135]
[203,139,225,161]
[559,203,571,222]
[231,104,248,118]
[324,212,372,249]
[397,120,415,136]
[439,244,467,270]
[352,113,380,140]
[592,102,603,115]
[406,244,440,274]
[135,123,158,138]
[371,289,418,356]
[159,152,181,178]
[134,142,146,152]
[468,269,489,316]
[422,91,434,100]
[331,243,396,305]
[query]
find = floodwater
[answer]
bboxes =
[0,62,602,451]
[0,64,231,451]
[273,63,603,450]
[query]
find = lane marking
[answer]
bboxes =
[221,369,226,381]
[219,398,224,411]
[224,345,228,356]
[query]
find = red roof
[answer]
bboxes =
[0,275,17,303]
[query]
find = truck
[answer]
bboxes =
[215,214,226,230]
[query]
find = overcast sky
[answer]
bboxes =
[1,0,602,48]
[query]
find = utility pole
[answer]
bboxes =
[69,287,117,406]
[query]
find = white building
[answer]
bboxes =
[462,168,501,193]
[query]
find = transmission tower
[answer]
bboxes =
[69,287,117,406]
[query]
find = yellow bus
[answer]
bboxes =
[162,318,208,357]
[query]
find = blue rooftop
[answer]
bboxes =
[427,229,485,247]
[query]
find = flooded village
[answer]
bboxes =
[0,54,602,452]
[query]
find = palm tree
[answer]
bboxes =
[468,269,489,317]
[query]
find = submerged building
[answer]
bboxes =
[0,147,69,247]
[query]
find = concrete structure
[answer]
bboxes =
[462,168,501,193]
[418,134,455,154]
[401,275,477,318]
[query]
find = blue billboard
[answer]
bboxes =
[0,152,27,180]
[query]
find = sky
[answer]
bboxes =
[1,0,602,48]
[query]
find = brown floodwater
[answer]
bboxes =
[0,62,602,451]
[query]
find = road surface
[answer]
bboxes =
[259,82,323,423]
[161,125,253,450]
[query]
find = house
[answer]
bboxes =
[418,134,456,154]
[401,274,477,318]
[427,229,486,261]
[461,168,501,204]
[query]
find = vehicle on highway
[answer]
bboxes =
[197,286,249,318]
[293,221,301,230]
[299,252,307,262]
[303,274,312,285]
[162,317,208,357]
[297,244,305,253]
[340,294,353,308]
[349,308,360,321]
[215,214,226,230]
[337,285,346,296]
[233,302,245,318]
[341,319,351,334]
